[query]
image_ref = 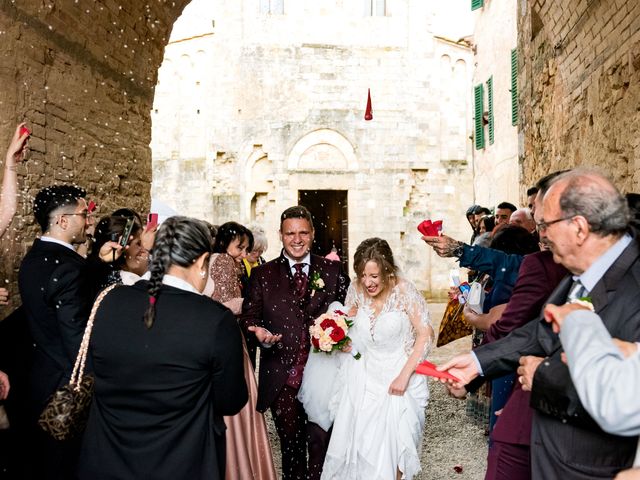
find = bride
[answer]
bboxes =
[302,237,434,480]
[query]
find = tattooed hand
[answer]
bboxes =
[421,234,464,258]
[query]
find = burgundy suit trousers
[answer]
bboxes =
[270,385,330,480]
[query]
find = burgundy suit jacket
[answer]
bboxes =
[486,250,568,445]
[241,252,349,412]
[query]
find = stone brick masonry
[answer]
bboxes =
[0,1,189,311]
[518,0,640,193]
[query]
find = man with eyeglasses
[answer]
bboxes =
[439,169,640,479]
[18,185,94,480]
[423,171,568,479]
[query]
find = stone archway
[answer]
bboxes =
[0,1,192,291]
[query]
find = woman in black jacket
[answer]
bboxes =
[78,216,248,480]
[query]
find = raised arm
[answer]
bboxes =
[558,308,640,436]
[422,235,523,287]
[0,123,29,238]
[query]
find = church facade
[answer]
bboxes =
[151,0,476,293]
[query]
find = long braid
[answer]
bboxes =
[143,218,178,329]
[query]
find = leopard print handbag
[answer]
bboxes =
[38,284,118,441]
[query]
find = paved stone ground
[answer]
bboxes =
[265,302,487,479]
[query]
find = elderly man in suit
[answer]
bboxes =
[241,206,349,480]
[18,185,94,480]
[439,169,640,479]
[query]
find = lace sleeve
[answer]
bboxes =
[399,278,434,361]
[210,254,241,304]
[344,282,359,311]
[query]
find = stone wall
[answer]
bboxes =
[518,0,640,192]
[0,1,189,311]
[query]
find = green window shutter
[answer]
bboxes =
[474,84,485,150]
[487,76,494,145]
[471,0,483,11]
[510,48,518,126]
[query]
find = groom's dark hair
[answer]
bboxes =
[280,205,314,230]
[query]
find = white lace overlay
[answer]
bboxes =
[319,278,433,480]
[346,277,433,362]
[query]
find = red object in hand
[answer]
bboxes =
[415,360,461,382]
[87,201,96,213]
[417,219,443,236]
[19,126,31,137]
[146,213,159,231]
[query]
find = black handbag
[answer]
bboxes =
[38,284,117,440]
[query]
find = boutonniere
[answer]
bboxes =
[570,296,594,311]
[309,271,325,297]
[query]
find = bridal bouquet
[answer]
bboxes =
[310,310,361,359]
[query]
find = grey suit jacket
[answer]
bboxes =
[474,237,640,478]
[560,309,640,437]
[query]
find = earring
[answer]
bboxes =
[199,270,206,279]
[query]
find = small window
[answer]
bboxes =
[365,0,386,16]
[260,0,284,15]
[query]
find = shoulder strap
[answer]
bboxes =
[70,283,119,390]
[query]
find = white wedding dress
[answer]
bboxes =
[320,278,433,480]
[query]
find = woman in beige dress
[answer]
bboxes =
[206,221,277,480]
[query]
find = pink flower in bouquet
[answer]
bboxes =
[309,310,361,359]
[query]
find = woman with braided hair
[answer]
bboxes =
[77,216,248,480]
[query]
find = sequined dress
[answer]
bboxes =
[209,253,277,480]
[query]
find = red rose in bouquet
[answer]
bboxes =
[309,309,360,359]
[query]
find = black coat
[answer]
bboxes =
[18,238,90,418]
[77,281,248,480]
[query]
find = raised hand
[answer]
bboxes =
[141,224,157,251]
[98,240,124,263]
[6,123,29,166]
[436,353,480,389]
[421,234,464,258]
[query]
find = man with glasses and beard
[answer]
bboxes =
[19,185,94,480]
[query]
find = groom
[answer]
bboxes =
[241,205,349,480]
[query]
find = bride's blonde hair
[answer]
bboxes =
[353,238,398,286]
